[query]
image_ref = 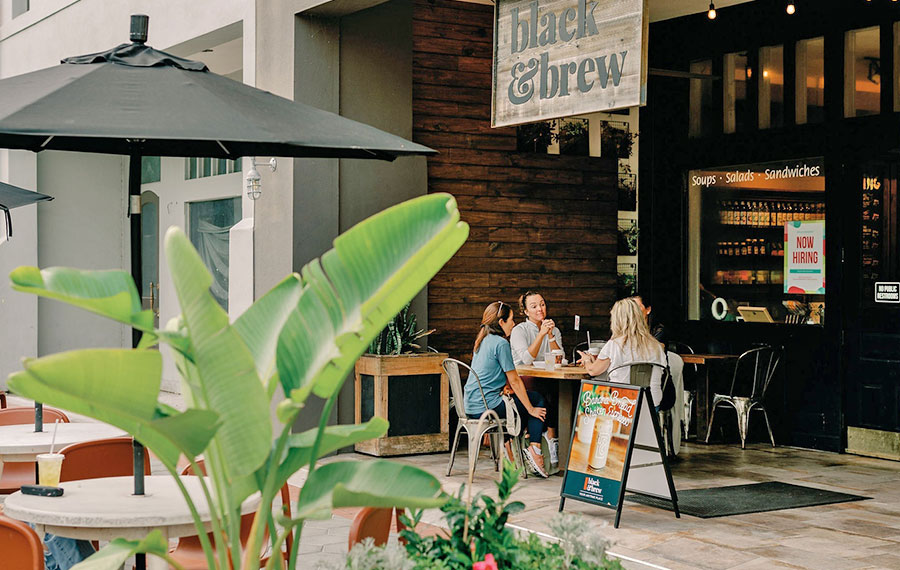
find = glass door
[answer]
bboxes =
[140,191,159,328]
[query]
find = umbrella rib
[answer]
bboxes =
[40,136,54,148]
[216,140,231,157]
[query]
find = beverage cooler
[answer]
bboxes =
[687,158,826,326]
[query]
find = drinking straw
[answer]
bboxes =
[49,419,60,454]
[587,331,591,346]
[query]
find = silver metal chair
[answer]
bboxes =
[571,341,588,364]
[705,345,782,449]
[607,361,674,457]
[443,358,526,478]
[668,341,697,440]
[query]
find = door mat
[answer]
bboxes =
[626,481,869,518]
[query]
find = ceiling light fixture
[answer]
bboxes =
[786,2,796,14]
[708,2,717,19]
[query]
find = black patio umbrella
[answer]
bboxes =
[0,182,53,239]
[0,15,434,507]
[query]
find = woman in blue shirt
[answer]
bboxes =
[464,301,550,477]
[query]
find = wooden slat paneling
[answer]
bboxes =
[414,0,618,361]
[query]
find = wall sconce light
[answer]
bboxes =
[245,157,277,201]
[786,2,796,14]
[707,2,717,19]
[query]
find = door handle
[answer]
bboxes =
[149,281,159,318]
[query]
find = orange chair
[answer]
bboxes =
[169,461,293,569]
[348,507,406,550]
[59,437,151,482]
[0,514,44,570]
[0,407,70,493]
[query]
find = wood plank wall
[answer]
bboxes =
[413,0,619,362]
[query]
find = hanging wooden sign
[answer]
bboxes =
[559,380,678,527]
[492,0,649,128]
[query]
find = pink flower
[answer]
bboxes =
[473,553,498,570]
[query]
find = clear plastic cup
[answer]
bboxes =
[37,453,64,487]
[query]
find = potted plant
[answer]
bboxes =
[325,461,625,569]
[354,305,450,457]
[7,193,468,569]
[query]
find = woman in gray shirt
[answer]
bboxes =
[509,290,561,463]
[510,290,564,365]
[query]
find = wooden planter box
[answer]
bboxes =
[354,352,449,456]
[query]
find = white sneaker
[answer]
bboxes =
[524,447,549,478]
[544,435,559,465]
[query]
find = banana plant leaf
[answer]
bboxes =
[70,531,169,570]
[293,460,446,521]
[9,266,154,330]
[276,193,468,406]
[7,349,218,467]
[164,227,272,485]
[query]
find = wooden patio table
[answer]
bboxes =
[516,364,591,472]
[677,353,740,440]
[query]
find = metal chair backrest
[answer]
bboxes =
[607,361,666,388]
[0,514,43,570]
[729,345,782,400]
[667,341,698,372]
[571,341,588,364]
[59,437,150,482]
[0,406,69,425]
[442,358,489,416]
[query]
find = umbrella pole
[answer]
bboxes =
[128,150,147,504]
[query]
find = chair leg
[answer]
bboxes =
[467,429,482,478]
[737,402,751,450]
[512,436,527,480]
[490,432,501,471]
[761,408,776,447]
[705,404,719,443]
[447,424,464,476]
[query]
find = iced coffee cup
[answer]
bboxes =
[588,416,614,470]
[37,453,64,487]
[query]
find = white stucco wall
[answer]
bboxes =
[0,149,37,386]
[0,1,255,391]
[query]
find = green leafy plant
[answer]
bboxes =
[7,193,469,570]
[399,461,622,569]
[516,119,589,155]
[367,303,434,355]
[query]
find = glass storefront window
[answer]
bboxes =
[845,26,880,117]
[188,197,242,310]
[689,59,714,138]
[759,45,784,129]
[796,37,825,124]
[687,158,825,325]
[724,52,751,133]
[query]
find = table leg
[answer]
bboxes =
[557,381,574,472]
[146,529,169,570]
[695,365,710,442]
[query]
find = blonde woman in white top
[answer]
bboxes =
[577,297,667,405]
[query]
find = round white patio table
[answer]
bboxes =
[4,475,260,570]
[0,422,128,481]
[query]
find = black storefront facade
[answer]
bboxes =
[640,0,900,455]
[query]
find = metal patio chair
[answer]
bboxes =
[443,358,526,479]
[608,361,674,457]
[668,341,697,439]
[705,345,782,449]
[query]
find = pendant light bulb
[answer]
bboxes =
[708,2,717,19]
[786,2,796,14]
